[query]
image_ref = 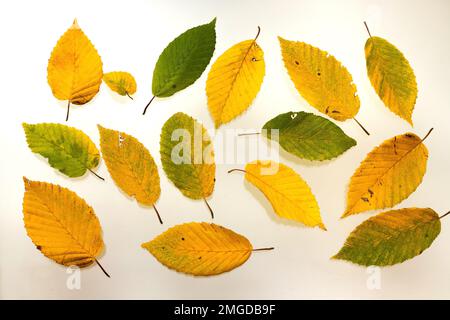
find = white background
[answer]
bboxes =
[1,0,450,299]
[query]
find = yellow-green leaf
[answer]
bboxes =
[23,123,100,178]
[333,208,441,266]
[365,36,417,125]
[343,130,430,218]
[22,178,108,276]
[47,19,103,120]
[160,112,215,217]
[103,71,137,98]
[206,28,265,127]
[98,125,162,223]
[231,160,325,229]
[142,222,272,276]
[278,37,360,121]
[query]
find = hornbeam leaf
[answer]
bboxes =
[23,123,100,178]
[22,178,109,276]
[142,222,273,276]
[206,27,265,127]
[47,19,103,120]
[365,33,417,125]
[278,37,360,122]
[333,208,441,266]
[343,130,430,218]
[262,111,356,161]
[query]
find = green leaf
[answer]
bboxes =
[160,112,215,200]
[262,111,356,161]
[333,208,441,266]
[152,18,216,97]
[365,36,417,125]
[23,123,100,178]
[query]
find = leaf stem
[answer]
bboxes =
[254,26,261,41]
[153,204,163,224]
[364,21,372,38]
[439,211,450,220]
[353,117,370,136]
[227,168,247,174]
[203,198,214,219]
[421,128,434,142]
[88,169,105,181]
[253,247,274,252]
[143,95,156,115]
[238,132,261,137]
[65,101,71,122]
[94,258,110,278]
[126,92,134,100]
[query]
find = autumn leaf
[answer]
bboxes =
[47,19,103,121]
[364,22,417,125]
[206,27,265,127]
[22,178,109,277]
[160,112,215,218]
[278,37,369,135]
[261,111,356,161]
[103,71,137,99]
[23,123,103,180]
[333,208,444,266]
[343,129,432,218]
[142,222,273,276]
[229,160,325,229]
[143,18,216,115]
[98,125,162,224]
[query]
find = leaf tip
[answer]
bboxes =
[319,223,327,231]
[210,17,217,25]
[71,18,80,30]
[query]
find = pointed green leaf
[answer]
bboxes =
[333,208,441,266]
[365,36,417,125]
[262,111,356,161]
[23,123,100,177]
[152,18,216,97]
[160,112,215,199]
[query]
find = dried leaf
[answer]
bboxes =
[47,19,103,120]
[22,178,108,276]
[262,111,356,161]
[334,208,441,266]
[278,37,359,121]
[365,35,417,124]
[231,160,325,229]
[23,123,100,178]
[103,71,137,98]
[142,222,272,276]
[343,130,431,218]
[206,28,265,127]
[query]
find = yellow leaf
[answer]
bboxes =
[103,71,137,98]
[98,125,162,223]
[231,160,325,229]
[343,130,431,218]
[365,35,418,125]
[206,28,265,127]
[142,222,272,276]
[22,178,108,276]
[278,37,360,121]
[47,19,103,120]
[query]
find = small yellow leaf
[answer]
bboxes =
[343,131,430,217]
[103,71,137,98]
[142,222,261,276]
[278,37,360,121]
[22,178,106,273]
[206,29,265,127]
[98,125,161,220]
[47,19,103,118]
[235,160,325,229]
